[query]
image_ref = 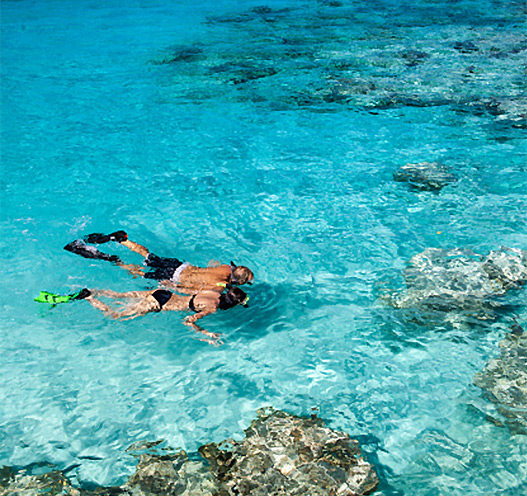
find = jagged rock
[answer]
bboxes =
[0,467,81,496]
[386,247,527,319]
[393,162,456,191]
[0,409,377,496]
[467,97,527,128]
[198,407,378,496]
[474,329,527,434]
[123,450,218,495]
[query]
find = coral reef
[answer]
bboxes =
[0,408,377,496]
[474,328,527,435]
[152,2,526,124]
[385,247,527,320]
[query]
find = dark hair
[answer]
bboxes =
[218,287,248,310]
[231,266,254,285]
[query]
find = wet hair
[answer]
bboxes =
[218,287,248,310]
[231,265,254,285]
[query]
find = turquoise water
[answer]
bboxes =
[1,0,526,493]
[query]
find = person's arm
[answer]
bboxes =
[183,308,215,326]
[183,310,222,343]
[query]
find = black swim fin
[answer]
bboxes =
[84,231,128,244]
[64,240,122,263]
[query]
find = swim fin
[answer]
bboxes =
[84,230,127,244]
[64,240,122,263]
[34,288,91,306]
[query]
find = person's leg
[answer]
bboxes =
[85,296,120,318]
[121,239,150,257]
[82,231,150,258]
[64,240,122,263]
[86,293,158,320]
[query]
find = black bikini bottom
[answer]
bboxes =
[152,289,172,309]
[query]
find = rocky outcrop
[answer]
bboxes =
[393,162,456,191]
[0,466,81,496]
[0,408,377,496]
[385,247,527,320]
[474,327,527,435]
[199,407,378,496]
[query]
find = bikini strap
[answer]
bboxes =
[189,295,200,313]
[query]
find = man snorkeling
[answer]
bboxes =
[64,230,254,294]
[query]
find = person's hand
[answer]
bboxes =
[184,320,224,345]
[201,330,221,339]
[198,336,224,346]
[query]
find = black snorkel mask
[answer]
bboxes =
[218,291,250,310]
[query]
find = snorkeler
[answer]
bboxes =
[64,231,254,293]
[35,286,249,340]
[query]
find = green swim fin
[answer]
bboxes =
[34,289,91,306]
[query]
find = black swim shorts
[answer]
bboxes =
[144,253,184,280]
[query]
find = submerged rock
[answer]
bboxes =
[0,467,81,495]
[400,49,430,67]
[393,162,456,191]
[0,408,377,496]
[465,97,527,128]
[453,40,479,53]
[474,329,527,435]
[123,450,218,495]
[386,247,527,320]
[199,407,378,496]
[230,67,279,85]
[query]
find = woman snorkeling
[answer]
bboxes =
[35,286,249,343]
[64,230,254,293]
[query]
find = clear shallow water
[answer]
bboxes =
[1,0,526,494]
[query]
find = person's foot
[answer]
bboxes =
[73,288,91,300]
[64,240,122,263]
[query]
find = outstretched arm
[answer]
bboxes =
[183,309,215,326]
[183,310,222,343]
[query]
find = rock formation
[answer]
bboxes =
[393,162,456,191]
[0,408,378,496]
[385,247,527,320]
[474,327,527,435]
